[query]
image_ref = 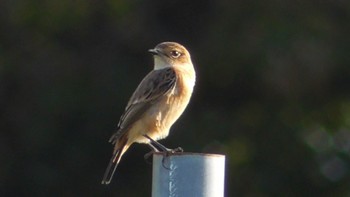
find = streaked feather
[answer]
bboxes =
[109,67,177,143]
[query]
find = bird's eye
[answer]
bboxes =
[170,50,181,58]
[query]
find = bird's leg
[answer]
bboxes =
[144,143,159,163]
[143,134,183,153]
[143,134,169,152]
[148,143,160,152]
[143,134,183,169]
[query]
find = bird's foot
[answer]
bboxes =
[143,134,184,169]
[143,147,184,169]
[168,147,184,153]
[160,147,184,170]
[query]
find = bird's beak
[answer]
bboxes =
[148,49,158,55]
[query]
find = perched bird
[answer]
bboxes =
[101,42,196,184]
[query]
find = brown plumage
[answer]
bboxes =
[101,42,196,184]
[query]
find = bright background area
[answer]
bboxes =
[1,1,350,196]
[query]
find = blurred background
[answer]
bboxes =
[1,0,350,196]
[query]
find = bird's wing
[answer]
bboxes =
[109,67,177,142]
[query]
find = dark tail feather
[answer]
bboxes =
[101,151,120,184]
[101,139,127,184]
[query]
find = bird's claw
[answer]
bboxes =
[143,146,184,169]
[171,147,183,153]
[160,147,183,170]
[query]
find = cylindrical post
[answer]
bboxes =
[152,152,225,197]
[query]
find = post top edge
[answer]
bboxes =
[153,152,225,158]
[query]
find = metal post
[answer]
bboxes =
[152,152,225,197]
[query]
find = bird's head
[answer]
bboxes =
[148,42,192,70]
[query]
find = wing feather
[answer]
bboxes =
[109,67,177,142]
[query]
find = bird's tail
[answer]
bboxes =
[101,137,128,184]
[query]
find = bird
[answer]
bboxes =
[101,42,196,184]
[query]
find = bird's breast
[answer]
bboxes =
[147,69,195,140]
[131,66,195,143]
